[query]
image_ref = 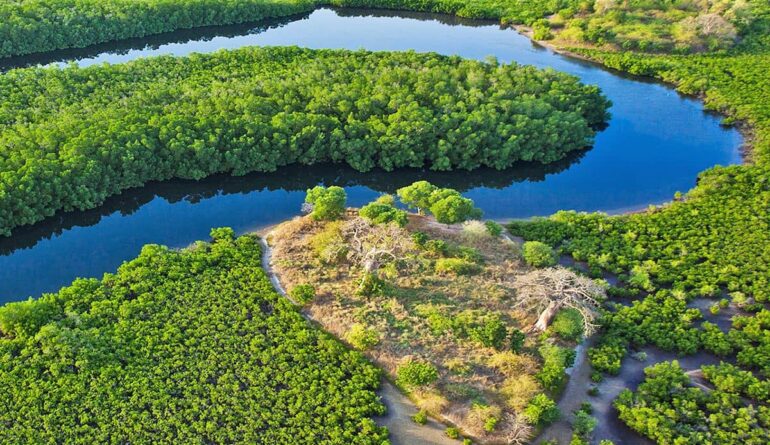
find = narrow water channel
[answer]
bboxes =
[0,8,740,305]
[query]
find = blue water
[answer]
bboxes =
[0,8,741,301]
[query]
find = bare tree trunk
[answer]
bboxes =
[358,259,379,292]
[363,258,379,274]
[534,300,561,331]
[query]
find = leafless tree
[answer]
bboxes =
[502,414,534,445]
[696,13,737,40]
[341,218,415,290]
[513,267,605,335]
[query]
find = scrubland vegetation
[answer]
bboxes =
[267,187,605,443]
[0,229,387,444]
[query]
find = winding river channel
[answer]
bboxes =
[0,7,745,444]
[0,7,741,301]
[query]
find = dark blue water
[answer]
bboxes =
[0,8,741,301]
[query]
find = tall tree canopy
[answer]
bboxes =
[0,47,609,236]
[0,229,387,444]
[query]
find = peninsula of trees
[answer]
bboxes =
[0,47,610,236]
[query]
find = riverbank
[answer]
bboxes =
[514,23,757,168]
[0,8,741,302]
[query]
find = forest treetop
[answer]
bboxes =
[0,46,610,236]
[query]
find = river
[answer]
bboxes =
[0,8,741,307]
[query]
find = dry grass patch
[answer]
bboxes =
[267,213,605,444]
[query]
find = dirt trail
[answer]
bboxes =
[258,234,453,445]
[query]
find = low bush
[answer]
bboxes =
[522,394,560,425]
[435,258,481,276]
[397,361,439,388]
[359,199,408,227]
[537,343,576,390]
[549,308,584,341]
[412,410,428,425]
[345,323,380,350]
[522,241,557,267]
[289,283,316,304]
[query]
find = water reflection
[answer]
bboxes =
[0,8,741,300]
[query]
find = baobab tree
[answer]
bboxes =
[514,267,605,335]
[341,218,415,292]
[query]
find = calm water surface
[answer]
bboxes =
[0,8,741,301]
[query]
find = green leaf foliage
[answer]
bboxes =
[0,0,589,58]
[615,361,770,444]
[396,361,439,388]
[0,230,387,443]
[0,47,609,235]
[522,241,557,267]
[306,186,347,221]
[359,199,408,227]
[429,193,483,225]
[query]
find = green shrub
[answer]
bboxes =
[423,239,450,257]
[537,344,576,390]
[356,273,386,297]
[445,427,460,439]
[484,416,498,432]
[359,200,408,227]
[468,317,508,350]
[572,409,597,438]
[412,410,428,425]
[549,308,584,341]
[522,241,557,267]
[345,323,380,350]
[374,194,396,206]
[452,246,483,263]
[454,311,509,349]
[310,221,348,264]
[532,19,554,40]
[411,231,429,247]
[509,329,526,352]
[522,394,560,425]
[484,220,503,237]
[435,258,481,276]
[289,284,316,305]
[588,338,626,375]
[430,193,483,225]
[305,186,347,221]
[397,361,439,388]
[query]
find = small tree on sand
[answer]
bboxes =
[397,181,437,215]
[429,193,482,225]
[305,186,346,221]
[514,267,605,335]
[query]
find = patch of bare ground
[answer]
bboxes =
[266,212,606,444]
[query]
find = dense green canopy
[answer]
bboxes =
[0,47,609,236]
[0,0,582,58]
[511,3,770,442]
[0,229,387,444]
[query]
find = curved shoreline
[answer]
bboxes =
[516,25,756,167]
